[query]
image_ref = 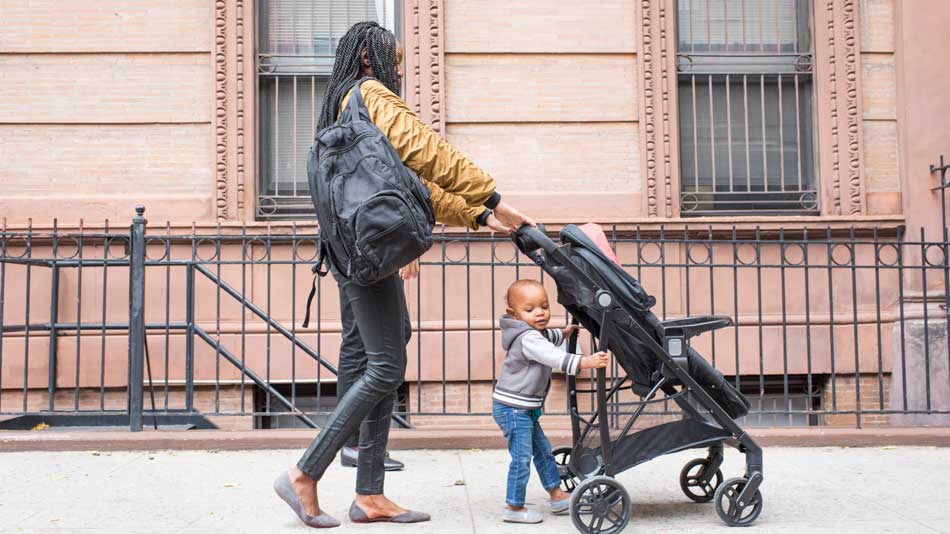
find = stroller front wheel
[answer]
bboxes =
[569,476,632,534]
[713,477,763,527]
[679,458,724,503]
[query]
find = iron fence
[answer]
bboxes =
[1,162,949,432]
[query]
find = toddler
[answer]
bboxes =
[493,279,610,523]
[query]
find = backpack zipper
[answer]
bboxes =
[322,130,375,157]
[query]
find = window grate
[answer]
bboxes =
[676,0,817,215]
[254,382,410,429]
[733,375,823,427]
[256,0,398,220]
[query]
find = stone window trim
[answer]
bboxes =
[212,0,446,222]
[638,0,870,219]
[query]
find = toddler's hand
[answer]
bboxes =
[562,324,584,338]
[579,351,610,369]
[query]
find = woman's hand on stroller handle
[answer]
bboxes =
[493,201,535,230]
[484,212,516,234]
[580,351,611,369]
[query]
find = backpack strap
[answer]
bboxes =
[302,277,318,329]
[343,77,372,121]
[302,238,331,328]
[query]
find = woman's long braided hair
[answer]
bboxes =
[317,21,400,131]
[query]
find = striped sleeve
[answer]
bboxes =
[522,331,583,375]
[563,352,583,375]
[543,328,564,346]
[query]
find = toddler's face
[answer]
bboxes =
[507,284,551,331]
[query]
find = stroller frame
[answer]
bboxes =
[514,226,764,532]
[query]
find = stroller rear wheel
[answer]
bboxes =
[569,476,632,534]
[679,457,724,503]
[552,446,580,492]
[713,477,763,527]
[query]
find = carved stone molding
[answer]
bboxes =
[213,0,253,221]
[235,0,247,214]
[842,0,863,215]
[403,0,446,133]
[659,1,673,218]
[214,0,228,221]
[637,0,678,218]
[816,0,866,215]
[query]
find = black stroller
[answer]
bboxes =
[512,225,764,532]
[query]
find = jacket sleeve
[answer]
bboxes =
[357,81,497,227]
[521,331,583,376]
[424,180,487,230]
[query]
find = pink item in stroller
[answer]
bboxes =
[577,223,620,265]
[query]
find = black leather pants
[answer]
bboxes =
[297,273,407,495]
[337,277,412,449]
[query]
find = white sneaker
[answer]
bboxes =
[502,507,543,523]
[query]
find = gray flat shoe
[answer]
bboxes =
[273,471,340,528]
[348,501,431,524]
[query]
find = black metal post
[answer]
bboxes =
[47,264,59,411]
[932,155,950,405]
[184,264,195,413]
[128,206,147,431]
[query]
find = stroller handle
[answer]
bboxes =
[512,224,557,257]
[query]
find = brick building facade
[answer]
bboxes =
[1,0,948,429]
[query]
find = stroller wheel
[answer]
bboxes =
[552,446,580,492]
[569,476,632,534]
[679,458,723,503]
[713,477,763,527]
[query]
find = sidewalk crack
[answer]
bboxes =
[455,451,477,534]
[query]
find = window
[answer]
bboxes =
[254,383,410,429]
[676,0,817,215]
[733,376,822,427]
[257,0,398,219]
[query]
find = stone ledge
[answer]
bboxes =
[1,426,949,453]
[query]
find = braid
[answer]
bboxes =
[317,21,400,131]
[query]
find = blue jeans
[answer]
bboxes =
[492,401,562,508]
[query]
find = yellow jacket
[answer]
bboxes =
[341,80,497,229]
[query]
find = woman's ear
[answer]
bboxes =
[360,47,370,67]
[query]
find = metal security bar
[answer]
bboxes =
[676,0,817,215]
[257,0,397,219]
[2,159,950,431]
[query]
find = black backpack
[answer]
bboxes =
[302,78,434,326]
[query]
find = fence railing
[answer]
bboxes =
[1,161,949,431]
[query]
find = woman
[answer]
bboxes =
[274,21,533,528]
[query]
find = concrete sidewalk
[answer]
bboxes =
[1,447,948,534]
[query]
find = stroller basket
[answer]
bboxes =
[513,224,764,532]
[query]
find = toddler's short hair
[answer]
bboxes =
[506,279,546,307]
